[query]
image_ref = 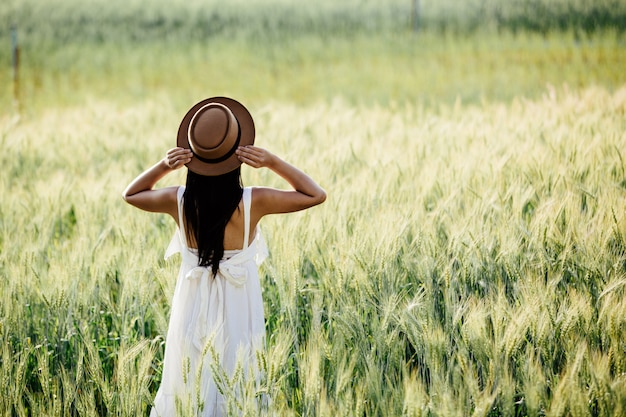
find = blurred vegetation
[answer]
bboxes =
[0,0,625,45]
[424,0,626,35]
[0,2,625,415]
[0,0,624,113]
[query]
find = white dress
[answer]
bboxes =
[150,186,268,417]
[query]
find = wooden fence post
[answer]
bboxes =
[11,25,20,109]
[411,0,421,32]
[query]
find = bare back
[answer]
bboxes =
[179,187,259,251]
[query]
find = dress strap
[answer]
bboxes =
[243,187,252,249]
[176,186,186,240]
[164,186,187,260]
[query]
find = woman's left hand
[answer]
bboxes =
[165,147,193,169]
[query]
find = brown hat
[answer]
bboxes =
[177,96,255,176]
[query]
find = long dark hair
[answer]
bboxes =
[183,168,243,274]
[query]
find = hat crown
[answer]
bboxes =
[178,96,255,176]
[188,103,239,159]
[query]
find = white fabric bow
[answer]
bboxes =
[165,223,268,353]
[185,256,251,352]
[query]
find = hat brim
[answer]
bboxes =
[177,96,255,176]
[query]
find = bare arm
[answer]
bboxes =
[122,147,193,218]
[235,146,326,217]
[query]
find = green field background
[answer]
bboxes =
[1,1,626,416]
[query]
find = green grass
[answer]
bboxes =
[2,84,626,415]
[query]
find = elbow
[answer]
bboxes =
[122,184,139,205]
[314,188,327,206]
[122,189,133,205]
[122,193,141,209]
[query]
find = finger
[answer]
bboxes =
[169,147,191,154]
[237,154,255,165]
[239,153,261,166]
[235,149,253,161]
[170,149,192,160]
[236,146,251,155]
[167,150,185,163]
[177,155,192,165]
[238,155,260,168]
[237,146,263,157]
[174,149,193,158]
[169,152,192,168]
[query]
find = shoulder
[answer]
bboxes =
[248,186,271,203]
[165,186,183,203]
[248,186,272,216]
[163,186,183,223]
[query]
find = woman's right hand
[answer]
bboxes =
[235,146,275,169]
[236,145,326,217]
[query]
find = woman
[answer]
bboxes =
[123,97,326,416]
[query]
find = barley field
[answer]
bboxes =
[1,1,626,416]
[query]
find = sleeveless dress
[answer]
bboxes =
[150,186,268,417]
